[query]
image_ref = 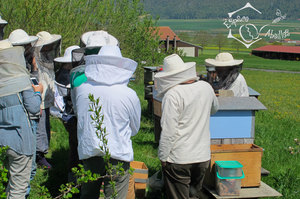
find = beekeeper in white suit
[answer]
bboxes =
[205,52,249,97]
[72,45,141,199]
[34,31,62,169]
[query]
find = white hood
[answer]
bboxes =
[84,53,137,86]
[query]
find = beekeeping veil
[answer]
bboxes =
[205,52,243,91]
[154,54,197,98]
[52,45,79,114]
[8,29,38,72]
[0,16,8,40]
[0,40,31,97]
[54,45,79,99]
[34,31,61,109]
[54,45,80,86]
[72,30,119,68]
[34,31,61,72]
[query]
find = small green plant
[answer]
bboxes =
[88,93,125,198]
[46,94,125,199]
[288,138,300,155]
[49,94,125,198]
[0,146,8,199]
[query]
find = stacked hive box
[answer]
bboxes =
[130,161,148,198]
[205,144,263,188]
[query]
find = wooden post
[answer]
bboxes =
[166,35,169,52]
[174,35,177,52]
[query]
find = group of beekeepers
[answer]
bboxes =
[0,15,249,199]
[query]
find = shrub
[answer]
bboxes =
[0,0,165,80]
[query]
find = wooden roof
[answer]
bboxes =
[252,45,300,54]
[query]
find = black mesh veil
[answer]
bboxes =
[0,24,7,40]
[14,40,38,72]
[71,47,101,68]
[207,64,242,91]
[54,62,72,86]
[39,39,61,63]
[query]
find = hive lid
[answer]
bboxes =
[217,97,267,110]
[215,160,243,168]
[143,66,158,71]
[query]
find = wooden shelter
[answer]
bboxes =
[252,45,300,61]
[155,26,202,57]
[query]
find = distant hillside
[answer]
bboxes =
[142,0,300,20]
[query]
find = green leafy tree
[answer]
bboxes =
[214,33,227,53]
[177,31,192,43]
[0,0,165,81]
[230,34,243,53]
[194,31,211,54]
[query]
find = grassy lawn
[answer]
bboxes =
[243,70,300,199]
[158,19,300,40]
[183,50,300,72]
[29,66,300,198]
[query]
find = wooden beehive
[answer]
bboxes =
[204,144,263,188]
[153,95,266,144]
[130,161,148,198]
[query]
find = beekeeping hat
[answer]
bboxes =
[0,16,7,24]
[35,31,61,47]
[85,45,137,73]
[72,31,119,68]
[54,45,80,86]
[94,45,137,71]
[154,54,197,97]
[54,45,80,63]
[8,29,38,45]
[155,54,196,78]
[205,52,243,67]
[84,45,137,85]
[81,30,119,47]
[0,40,13,50]
[0,41,31,98]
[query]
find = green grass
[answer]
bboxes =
[182,50,300,72]
[28,66,300,198]
[158,19,300,40]
[243,70,300,199]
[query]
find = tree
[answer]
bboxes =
[194,31,211,54]
[0,0,165,81]
[177,31,192,43]
[230,34,243,53]
[214,33,227,53]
